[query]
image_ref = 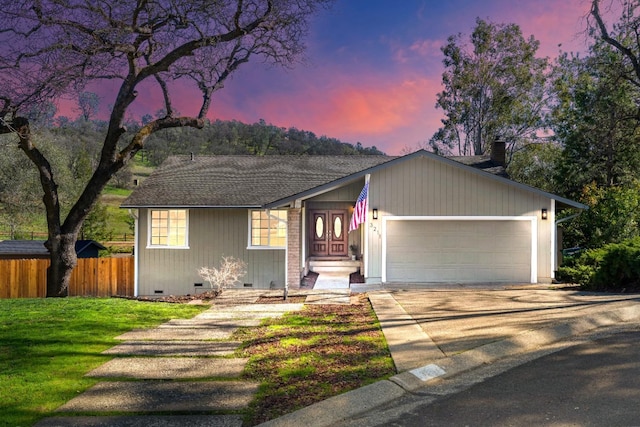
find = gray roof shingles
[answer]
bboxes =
[122,155,394,207]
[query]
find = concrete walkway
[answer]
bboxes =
[34,285,640,427]
[35,290,308,427]
[313,272,350,289]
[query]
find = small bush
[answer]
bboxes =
[557,237,640,292]
[198,256,247,294]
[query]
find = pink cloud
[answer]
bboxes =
[52,0,597,158]
[205,65,444,155]
[491,0,590,57]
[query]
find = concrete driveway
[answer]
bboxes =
[261,284,640,427]
[384,285,640,356]
[358,283,640,372]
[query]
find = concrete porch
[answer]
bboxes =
[307,259,361,290]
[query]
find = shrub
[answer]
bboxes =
[197,256,247,294]
[557,237,640,292]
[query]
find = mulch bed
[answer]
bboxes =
[116,269,365,305]
[300,271,318,288]
[113,292,220,304]
[349,271,365,283]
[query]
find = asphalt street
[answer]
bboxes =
[333,324,640,427]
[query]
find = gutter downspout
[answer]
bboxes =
[555,212,581,226]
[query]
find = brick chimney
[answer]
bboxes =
[490,138,506,166]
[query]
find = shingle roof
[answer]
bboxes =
[451,155,509,177]
[0,240,105,257]
[0,240,48,256]
[121,151,586,210]
[121,155,393,207]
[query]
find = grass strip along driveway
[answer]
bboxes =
[238,294,394,425]
[0,295,394,426]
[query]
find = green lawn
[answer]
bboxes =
[0,298,207,427]
[0,296,394,427]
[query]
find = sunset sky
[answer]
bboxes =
[103,1,599,155]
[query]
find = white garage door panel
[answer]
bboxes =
[386,220,532,283]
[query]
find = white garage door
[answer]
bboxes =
[384,219,533,283]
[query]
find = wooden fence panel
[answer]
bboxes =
[0,257,134,299]
[0,259,48,298]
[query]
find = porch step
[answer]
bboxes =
[309,260,360,274]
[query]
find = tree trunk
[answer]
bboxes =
[46,234,78,297]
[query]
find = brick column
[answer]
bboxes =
[287,208,302,289]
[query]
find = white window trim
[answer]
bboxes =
[147,209,190,249]
[247,209,287,250]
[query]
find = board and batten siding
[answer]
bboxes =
[366,155,554,282]
[137,208,285,296]
[307,180,364,203]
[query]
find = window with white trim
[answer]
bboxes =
[148,209,188,248]
[249,210,287,248]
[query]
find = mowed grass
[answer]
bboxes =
[101,186,134,238]
[236,295,395,425]
[0,298,207,426]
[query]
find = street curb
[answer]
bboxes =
[257,302,640,427]
[257,380,405,427]
[391,302,640,392]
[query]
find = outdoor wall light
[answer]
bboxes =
[372,208,378,220]
[541,209,548,220]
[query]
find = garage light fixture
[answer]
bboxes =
[372,208,378,220]
[541,209,548,220]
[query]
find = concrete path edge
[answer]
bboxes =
[256,301,640,427]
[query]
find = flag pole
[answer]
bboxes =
[363,174,370,281]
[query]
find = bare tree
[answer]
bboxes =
[590,0,640,87]
[0,0,331,296]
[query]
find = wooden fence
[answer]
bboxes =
[0,257,134,298]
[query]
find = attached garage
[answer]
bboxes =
[382,216,537,283]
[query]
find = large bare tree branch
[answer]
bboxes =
[591,0,640,84]
[0,0,332,296]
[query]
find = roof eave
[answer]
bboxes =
[120,204,262,209]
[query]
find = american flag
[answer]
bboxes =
[349,182,369,232]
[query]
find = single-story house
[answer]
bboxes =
[0,239,106,259]
[121,143,587,297]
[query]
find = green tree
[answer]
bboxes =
[429,18,548,157]
[77,92,100,122]
[561,181,640,248]
[80,201,112,242]
[0,0,332,297]
[506,142,562,193]
[549,44,640,198]
[0,130,80,238]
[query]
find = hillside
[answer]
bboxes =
[0,118,384,250]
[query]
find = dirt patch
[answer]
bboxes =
[350,271,365,284]
[300,271,318,288]
[255,295,306,304]
[114,292,219,304]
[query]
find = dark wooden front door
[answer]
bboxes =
[309,210,348,257]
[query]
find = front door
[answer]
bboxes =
[309,210,348,257]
